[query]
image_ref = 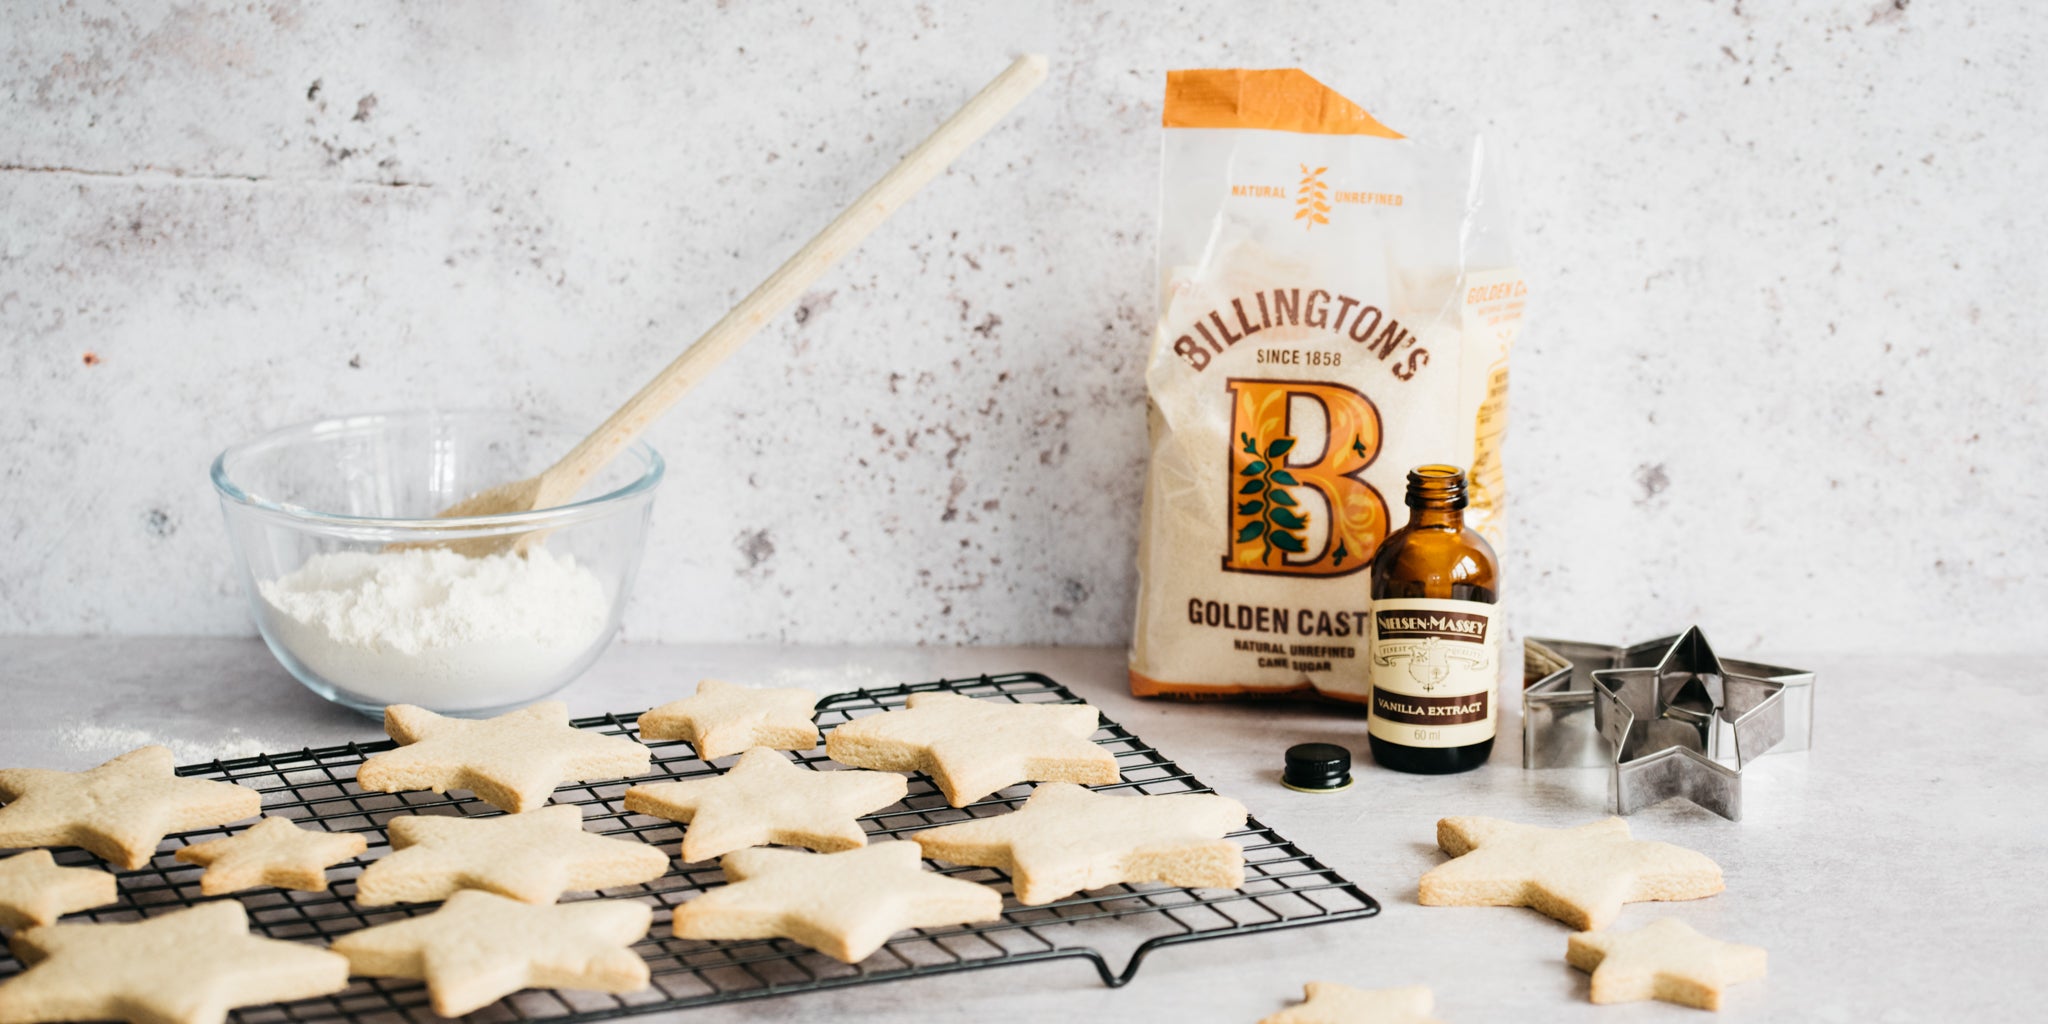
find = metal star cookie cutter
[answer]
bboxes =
[1523,633,1815,770]
[1522,635,1674,770]
[1589,627,1786,820]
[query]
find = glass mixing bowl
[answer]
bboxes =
[212,410,662,717]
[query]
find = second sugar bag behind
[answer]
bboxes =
[1367,465,1500,774]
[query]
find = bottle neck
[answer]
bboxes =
[1404,464,1469,531]
[1408,506,1464,530]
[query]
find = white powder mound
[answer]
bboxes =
[62,725,285,764]
[258,547,612,711]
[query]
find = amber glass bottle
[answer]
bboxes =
[1366,465,1501,775]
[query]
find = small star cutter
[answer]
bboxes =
[1522,635,1676,770]
[1589,627,1788,820]
[1522,630,1815,769]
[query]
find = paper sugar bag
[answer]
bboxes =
[1130,68,1527,701]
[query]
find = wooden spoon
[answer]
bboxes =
[430,54,1049,555]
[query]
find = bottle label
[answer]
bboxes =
[1367,597,1499,748]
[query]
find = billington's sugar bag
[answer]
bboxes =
[1130,68,1527,701]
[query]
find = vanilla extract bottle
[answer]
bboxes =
[1366,465,1501,775]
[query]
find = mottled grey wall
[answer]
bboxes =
[3,1,2043,652]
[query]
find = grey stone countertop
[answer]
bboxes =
[0,638,2040,1022]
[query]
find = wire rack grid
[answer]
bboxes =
[0,672,1379,1021]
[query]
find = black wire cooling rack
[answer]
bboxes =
[2,672,1379,1022]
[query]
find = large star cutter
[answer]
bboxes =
[1523,634,1815,769]
[1588,627,1788,820]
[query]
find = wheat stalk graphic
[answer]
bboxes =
[1236,432,1309,564]
[1295,164,1330,230]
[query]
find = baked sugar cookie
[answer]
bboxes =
[0,851,117,930]
[356,702,651,813]
[1419,816,1723,930]
[333,889,651,1017]
[354,804,668,906]
[824,694,1118,806]
[670,841,1001,963]
[912,782,1246,904]
[637,680,819,761]
[0,746,260,870]
[0,900,347,1024]
[623,748,904,862]
[1261,982,1443,1024]
[173,816,368,895]
[1568,918,1766,1010]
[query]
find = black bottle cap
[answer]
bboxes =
[1282,742,1353,793]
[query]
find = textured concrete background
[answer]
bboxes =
[2,1,2043,653]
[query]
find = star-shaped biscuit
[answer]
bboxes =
[0,851,117,929]
[172,816,369,895]
[332,889,652,1017]
[0,900,348,1024]
[623,748,904,862]
[354,804,669,906]
[1567,918,1766,1010]
[1419,816,1723,930]
[912,782,1247,904]
[670,841,1002,962]
[1260,982,1443,1024]
[637,680,819,761]
[0,746,261,870]
[824,694,1118,806]
[356,702,651,813]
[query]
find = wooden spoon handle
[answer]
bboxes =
[535,54,1049,506]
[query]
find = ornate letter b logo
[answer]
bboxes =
[1223,378,1387,577]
